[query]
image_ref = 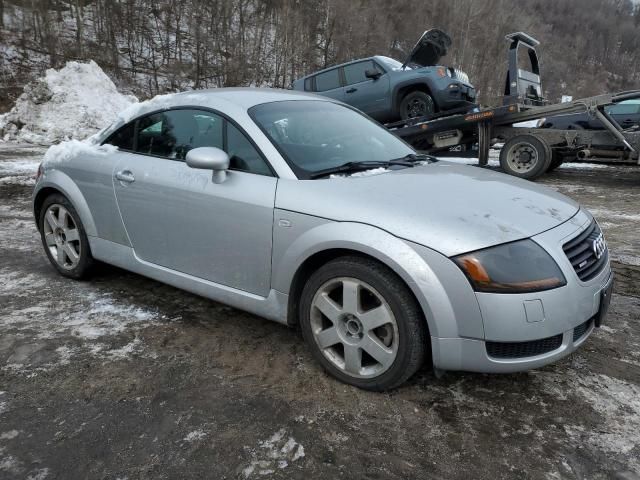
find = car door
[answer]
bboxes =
[342,60,390,120]
[313,67,345,102]
[111,108,277,297]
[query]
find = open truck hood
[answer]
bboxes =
[402,29,452,69]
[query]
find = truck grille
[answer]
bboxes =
[573,318,592,342]
[563,220,608,282]
[486,334,563,359]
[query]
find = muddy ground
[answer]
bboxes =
[0,144,639,479]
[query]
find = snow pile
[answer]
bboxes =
[0,60,137,144]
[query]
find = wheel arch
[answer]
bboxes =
[274,221,447,338]
[33,173,98,237]
[391,80,436,117]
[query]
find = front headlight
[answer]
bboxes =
[453,239,566,293]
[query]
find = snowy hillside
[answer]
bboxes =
[0,61,137,144]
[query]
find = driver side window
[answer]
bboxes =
[109,109,274,176]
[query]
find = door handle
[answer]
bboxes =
[346,88,358,94]
[115,170,135,184]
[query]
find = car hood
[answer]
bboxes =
[402,29,452,68]
[275,161,581,257]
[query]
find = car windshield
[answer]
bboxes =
[249,100,415,178]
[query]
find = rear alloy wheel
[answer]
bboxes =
[399,91,435,121]
[299,256,427,391]
[39,194,94,279]
[499,135,552,179]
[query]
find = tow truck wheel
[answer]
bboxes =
[546,150,565,172]
[499,135,552,180]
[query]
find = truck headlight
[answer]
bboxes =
[453,239,566,293]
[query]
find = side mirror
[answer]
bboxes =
[186,147,230,183]
[365,69,382,80]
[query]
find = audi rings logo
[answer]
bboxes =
[592,233,607,260]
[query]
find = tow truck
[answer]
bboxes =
[385,32,640,179]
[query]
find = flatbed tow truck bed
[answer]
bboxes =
[385,32,640,180]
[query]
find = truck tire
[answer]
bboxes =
[499,135,552,180]
[546,150,565,172]
[399,91,435,120]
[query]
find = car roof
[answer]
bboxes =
[295,56,384,81]
[163,87,323,109]
[96,87,338,143]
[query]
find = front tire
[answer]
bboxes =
[299,256,428,391]
[399,91,435,121]
[39,194,94,279]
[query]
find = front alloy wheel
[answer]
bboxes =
[300,256,427,391]
[310,277,399,378]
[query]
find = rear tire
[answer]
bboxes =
[546,150,565,172]
[499,135,552,180]
[39,193,95,279]
[299,256,428,391]
[399,91,435,121]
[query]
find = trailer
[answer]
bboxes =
[386,32,640,180]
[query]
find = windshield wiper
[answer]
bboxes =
[309,154,437,179]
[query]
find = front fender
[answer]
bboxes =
[33,170,98,237]
[271,210,484,339]
[390,77,436,115]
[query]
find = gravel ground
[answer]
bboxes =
[0,143,639,480]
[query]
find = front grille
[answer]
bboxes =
[563,220,608,282]
[573,318,593,342]
[486,334,563,359]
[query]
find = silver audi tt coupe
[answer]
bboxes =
[33,88,613,390]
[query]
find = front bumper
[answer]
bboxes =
[431,288,606,373]
[429,209,613,373]
[434,81,477,110]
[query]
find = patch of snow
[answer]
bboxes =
[0,430,19,440]
[0,160,40,175]
[438,156,500,167]
[42,140,117,167]
[26,469,50,480]
[536,371,640,470]
[115,93,177,125]
[0,60,137,144]
[558,162,612,170]
[183,429,207,442]
[329,167,390,178]
[242,429,305,478]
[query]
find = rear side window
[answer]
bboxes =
[104,122,135,151]
[136,109,223,160]
[344,60,379,85]
[315,69,341,92]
